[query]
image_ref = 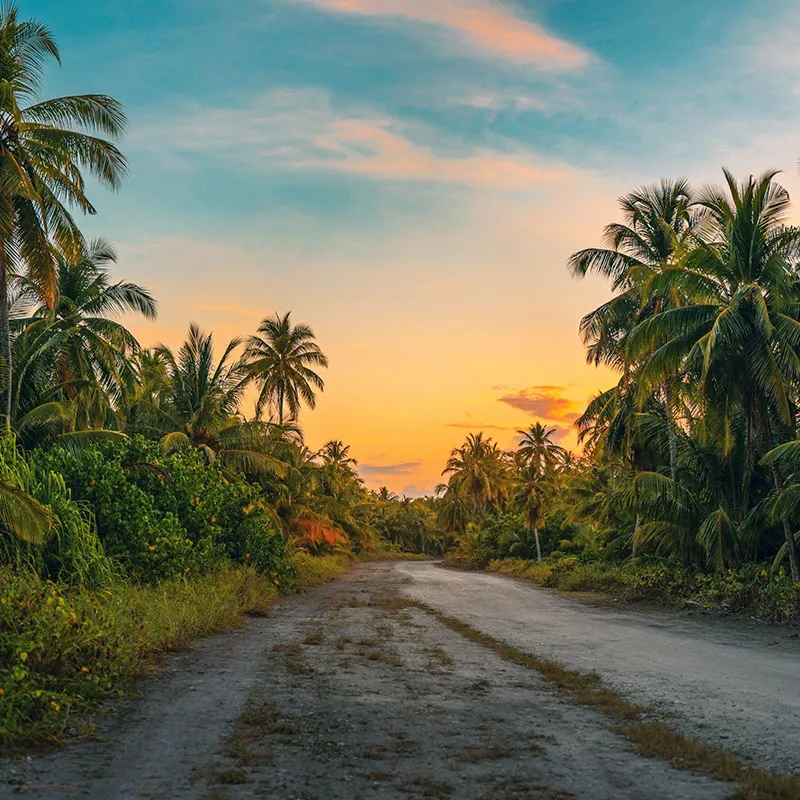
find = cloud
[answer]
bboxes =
[359,461,422,478]
[132,89,575,189]
[291,0,589,69]
[400,484,438,499]
[498,385,580,423]
[445,422,518,431]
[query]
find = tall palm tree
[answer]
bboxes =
[244,312,328,424]
[514,465,551,562]
[0,5,127,422]
[570,179,698,479]
[629,169,800,578]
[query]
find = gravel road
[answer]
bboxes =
[2,561,796,798]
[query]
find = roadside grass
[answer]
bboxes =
[482,557,800,624]
[291,549,428,589]
[405,598,800,800]
[0,566,279,749]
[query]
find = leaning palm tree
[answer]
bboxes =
[0,5,127,422]
[244,312,328,424]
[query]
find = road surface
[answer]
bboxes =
[2,561,797,798]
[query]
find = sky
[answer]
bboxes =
[33,0,800,495]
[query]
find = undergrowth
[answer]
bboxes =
[0,566,279,748]
[481,557,800,624]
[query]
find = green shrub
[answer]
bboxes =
[31,438,292,584]
[0,566,278,746]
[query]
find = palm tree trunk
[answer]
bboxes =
[632,514,640,558]
[664,382,677,481]
[278,385,284,425]
[533,523,542,562]
[0,248,11,427]
[770,463,800,582]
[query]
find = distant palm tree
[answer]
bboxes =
[516,423,567,477]
[442,432,508,513]
[0,5,127,422]
[514,465,551,562]
[245,312,328,424]
[319,440,356,468]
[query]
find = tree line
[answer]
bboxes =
[439,171,800,583]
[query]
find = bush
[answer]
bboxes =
[31,438,292,584]
[0,566,278,746]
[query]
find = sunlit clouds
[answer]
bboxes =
[132,89,575,189]
[290,0,589,68]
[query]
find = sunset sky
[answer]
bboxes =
[37,0,800,495]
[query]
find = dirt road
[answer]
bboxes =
[2,562,797,798]
[395,562,800,775]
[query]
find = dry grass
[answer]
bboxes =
[455,745,515,762]
[272,642,314,675]
[425,647,453,667]
[302,630,324,645]
[363,648,402,667]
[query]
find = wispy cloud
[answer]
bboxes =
[291,0,589,69]
[132,89,575,189]
[445,422,518,431]
[359,461,422,477]
[498,385,581,423]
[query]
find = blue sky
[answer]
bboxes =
[31,0,800,493]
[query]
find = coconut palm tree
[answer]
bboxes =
[129,324,286,479]
[628,169,800,578]
[442,432,508,513]
[515,423,567,477]
[12,239,156,427]
[0,5,127,422]
[245,311,328,424]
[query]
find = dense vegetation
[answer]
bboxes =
[0,5,431,745]
[438,173,800,621]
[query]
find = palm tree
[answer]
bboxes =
[628,170,800,578]
[0,5,127,422]
[516,423,567,476]
[245,311,328,424]
[570,180,699,479]
[319,440,357,469]
[129,324,285,479]
[442,432,508,513]
[513,465,550,561]
[12,239,156,428]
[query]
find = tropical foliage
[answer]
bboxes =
[439,170,800,592]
